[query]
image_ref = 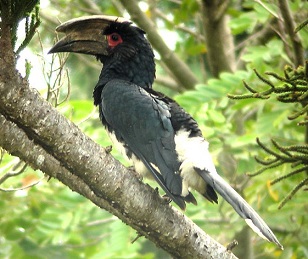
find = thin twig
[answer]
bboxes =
[0,163,28,185]
[0,176,44,192]
[254,0,280,19]
[271,166,308,185]
[278,178,308,209]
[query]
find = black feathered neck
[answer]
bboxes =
[93,21,156,106]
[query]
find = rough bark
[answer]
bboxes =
[201,0,235,76]
[0,7,237,259]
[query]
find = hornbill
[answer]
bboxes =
[49,15,283,249]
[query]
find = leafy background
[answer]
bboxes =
[0,0,307,258]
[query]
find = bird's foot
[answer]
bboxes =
[226,239,238,252]
[162,194,172,204]
[128,166,143,181]
[105,145,113,153]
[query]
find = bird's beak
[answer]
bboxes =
[49,15,129,56]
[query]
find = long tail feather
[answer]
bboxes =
[195,167,283,249]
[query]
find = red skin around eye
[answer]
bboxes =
[107,33,123,48]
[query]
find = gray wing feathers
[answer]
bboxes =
[101,80,185,207]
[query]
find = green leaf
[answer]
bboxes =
[229,13,256,34]
[207,110,226,124]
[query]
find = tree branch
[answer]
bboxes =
[201,0,236,76]
[0,77,237,259]
[278,0,305,67]
[118,0,199,90]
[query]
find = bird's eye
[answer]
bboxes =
[111,34,119,41]
[107,33,123,48]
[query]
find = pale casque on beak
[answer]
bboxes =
[49,15,129,56]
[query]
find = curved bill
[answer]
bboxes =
[49,15,130,56]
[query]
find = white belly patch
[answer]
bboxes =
[175,129,217,195]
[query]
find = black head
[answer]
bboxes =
[49,16,156,90]
[98,21,156,89]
